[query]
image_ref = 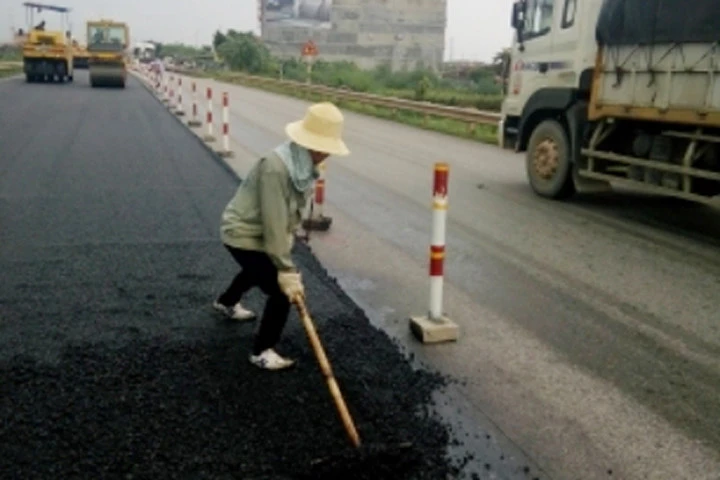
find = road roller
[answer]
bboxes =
[87,19,129,88]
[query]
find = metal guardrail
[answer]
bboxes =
[0,61,23,70]
[177,69,502,127]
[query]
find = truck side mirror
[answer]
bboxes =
[511,1,525,30]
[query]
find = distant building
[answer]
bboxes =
[259,0,447,72]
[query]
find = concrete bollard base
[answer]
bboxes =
[409,315,459,344]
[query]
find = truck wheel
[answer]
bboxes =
[526,119,576,199]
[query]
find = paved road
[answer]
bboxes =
[0,71,487,479]
[177,72,720,480]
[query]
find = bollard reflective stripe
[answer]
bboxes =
[429,162,448,321]
[315,179,325,205]
[429,245,444,276]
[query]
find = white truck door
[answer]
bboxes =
[504,0,557,117]
[550,0,581,88]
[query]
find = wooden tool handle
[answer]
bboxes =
[295,296,362,448]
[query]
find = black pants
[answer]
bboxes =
[217,245,291,355]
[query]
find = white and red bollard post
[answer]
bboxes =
[216,92,234,157]
[202,87,216,142]
[187,81,202,127]
[174,77,185,116]
[162,75,169,104]
[409,162,459,344]
[302,161,332,231]
[168,75,177,109]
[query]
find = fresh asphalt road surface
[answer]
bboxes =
[0,71,505,479]
[180,72,720,480]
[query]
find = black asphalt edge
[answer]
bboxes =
[130,71,243,184]
[306,254,552,480]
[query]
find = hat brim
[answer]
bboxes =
[285,120,350,157]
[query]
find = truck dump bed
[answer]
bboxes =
[589,0,720,127]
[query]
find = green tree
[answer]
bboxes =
[215,31,271,74]
[158,43,205,60]
[212,30,227,50]
[492,48,511,75]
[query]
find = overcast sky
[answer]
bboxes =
[2,0,515,62]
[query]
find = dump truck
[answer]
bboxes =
[72,40,89,69]
[21,2,74,83]
[499,0,720,206]
[86,19,129,88]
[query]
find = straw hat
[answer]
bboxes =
[285,102,350,156]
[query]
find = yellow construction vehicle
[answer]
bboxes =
[72,40,89,69]
[21,2,74,83]
[86,19,129,88]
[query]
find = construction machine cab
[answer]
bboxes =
[87,21,128,52]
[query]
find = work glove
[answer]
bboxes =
[278,271,304,302]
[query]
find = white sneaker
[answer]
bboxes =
[249,348,295,370]
[212,300,256,321]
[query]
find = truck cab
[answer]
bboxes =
[499,0,720,206]
[501,0,597,141]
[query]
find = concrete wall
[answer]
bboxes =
[260,0,447,71]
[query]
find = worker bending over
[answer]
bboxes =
[213,102,350,370]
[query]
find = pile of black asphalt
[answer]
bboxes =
[0,74,456,479]
[0,241,453,479]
